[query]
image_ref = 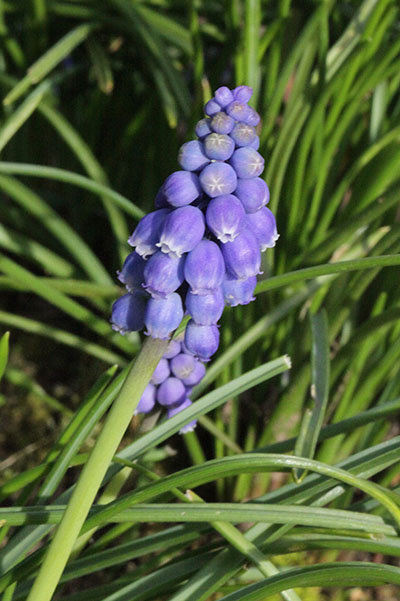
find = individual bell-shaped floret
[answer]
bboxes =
[157,377,186,406]
[178,140,209,172]
[157,205,205,258]
[117,251,146,292]
[110,291,147,334]
[235,177,269,213]
[179,359,206,386]
[221,229,262,280]
[151,358,170,385]
[210,112,235,135]
[166,398,197,434]
[135,383,156,414]
[195,118,212,139]
[128,209,170,258]
[233,85,252,104]
[186,288,225,325]
[204,98,220,116]
[144,293,184,339]
[163,339,181,359]
[222,275,257,306]
[230,147,264,179]
[184,321,220,361]
[214,86,234,108]
[199,162,237,198]
[204,133,235,161]
[246,207,279,250]
[230,122,257,147]
[162,171,202,207]
[184,239,225,295]
[206,194,245,243]
[143,252,185,299]
[170,352,196,380]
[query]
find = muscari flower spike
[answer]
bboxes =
[111,84,278,432]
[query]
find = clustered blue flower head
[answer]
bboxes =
[111,85,279,427]
[135,337,204,433]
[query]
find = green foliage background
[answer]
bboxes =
[0,1,400,600]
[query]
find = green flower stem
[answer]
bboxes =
[26,336,168,601]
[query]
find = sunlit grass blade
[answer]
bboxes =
[294,310,329,482]
[0,163,144,219]
[3,23,93,105]
[0,311,125,365]
[0,330,9,382]
[0,81,50,152]
[217,563,400,601]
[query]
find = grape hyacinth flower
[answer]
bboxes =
[111,84,278,432]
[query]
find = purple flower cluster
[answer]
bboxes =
[136,337,204,433]
[111,85,278,364]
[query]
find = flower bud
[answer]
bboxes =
[180,359,206,386]
[157,376,186,406]
[199,162,237,197]
[214,86,234,107]
[151,358,170,385]
[206,194,245,243]
[246,107,260,126]
[157,205,205,258]
[233,85,252,104]
[117,251,146,292]
[136,383,156,414]
[162,171,202,207]
[110,291,147,334]
[226,101,252,122]
[186,287,224,325]
[178,140,209,172]
[163,339,182,359]
[144,292,184,339]
[230,147,264,178]
[170,353,196,380]
[235,177,269,213]
[204,98,221,116]
[230,122,257,147]
[221,229,262,280]
[204,133,235,161]
[222,275,257,306]
[249,137,260,150]
[184,321,220,361]
[210,112,235,135]
[246,207,279,250]
[184,239,225,295]
[128,209,170,258]
[143,251,185,298]
[195,118,212,139]
[166,398,197,433]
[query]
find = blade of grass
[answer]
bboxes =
[293,310,330,482]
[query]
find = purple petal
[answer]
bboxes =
[206,194,245,243]
[186,287,225,325]
[144,293,184,339]
[157,205,205,258]
[184,321,220,361]
[210,112,235,135]
[204,133,235,161]
[246,207,279,250]
[178,140,209,172]
[199,162,237,198]
[110,291,147,334]
[128,209,170,258]
[162,171,202,207]
[136,383,156,414]
[221,229,262,280]
[157,377,186,406]
[143,252,185,298]
[184,239,225,295]
[222,275,257,306]
[230,147,264,179]
[151,358,170,385]
[235,177,270,213]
